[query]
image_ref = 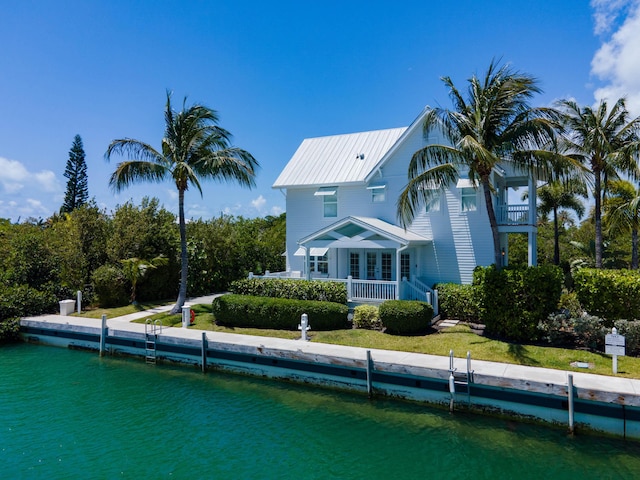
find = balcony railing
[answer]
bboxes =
[496,204,530,225]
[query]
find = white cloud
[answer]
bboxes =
[251,194,267,211]
[591,1,640,116]
[270,205,284,216]
[0,156,61,194]
[591,0,634,34]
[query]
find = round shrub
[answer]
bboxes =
[353,305,382,330]
[92,265,129,307]
[379,300,433,335]
[212,294,349,331]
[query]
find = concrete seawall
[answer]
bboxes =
[20,314,640,440]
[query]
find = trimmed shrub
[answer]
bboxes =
[0,285,57,319]
[573,269,640,323]
[353,305,382,330]
[573,314,607,351]
[437,283,480,321]
[92,265,128,307]
[473,264,563,342]
[212,294,349,331]
[613,320,640,357]
[229,278,348,304]
[379,300,433,335]
[557,291,583,318]
[537,313,576,347]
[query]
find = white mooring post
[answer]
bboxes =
[568,374,575,434]
[99,314,107,356]
[76,290,82,313]
[182,306,190,329]
[298,313,311,341]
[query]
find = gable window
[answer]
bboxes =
[367,183,386,203]
[456,178,477,212]
[315,187,337,218]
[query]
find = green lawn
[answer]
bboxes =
[113,302,640,379]
[75,300,174,319]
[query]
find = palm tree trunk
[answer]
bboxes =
[170,188,188,314]
[482,177,502,268]
[553,206,560,265]
[594,171,603,268]
[633,227,638,270]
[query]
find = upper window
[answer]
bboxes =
[425,192,441,213]
[461,188,477,212]
[367,183,386,203]
[456,178,477,212]
[315,187,337,217]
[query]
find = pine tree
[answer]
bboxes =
[61,134,89,214]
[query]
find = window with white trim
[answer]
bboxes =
[350,252,360,279]
[312,254,328,274]
[461,188,477,212]
[367,183,386,203]
[401,253,411,280]
[381,253,392,281]
[315,187,338,217]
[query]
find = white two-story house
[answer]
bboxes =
[270,107,538,305]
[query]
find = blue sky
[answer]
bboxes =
[1,0,639,222]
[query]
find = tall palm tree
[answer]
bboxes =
[398,61,560,267]
[557,98,640,268]
[534,180,586,265]
[106,92,259,313]
[604,179,640,269]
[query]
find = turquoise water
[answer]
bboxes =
[2,344,640,479]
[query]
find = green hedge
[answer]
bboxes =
[230,278,347,304]
[212,294,349,330]
[0,318,20,343]
[473,265,563,342]
[437,283,480,321]
[573,269,640,323]
[379,300,433,335]
[0,285,57,319]
[352,305,382,330]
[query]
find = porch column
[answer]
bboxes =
[305,249,311,280]
[528,230,537,266]
[396,249,401,299]
[527,175,538,267]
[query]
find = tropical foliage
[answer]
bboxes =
[106,92,258,313]
[557,98,640,268]
[398,61,559,267]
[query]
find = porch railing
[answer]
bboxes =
[249,272,438,312]
[496,204,530,225]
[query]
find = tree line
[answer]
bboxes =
[0,199,285,311]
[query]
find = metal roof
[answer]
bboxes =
[272,127,407,188]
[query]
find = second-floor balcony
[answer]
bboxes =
[496,204,531,226]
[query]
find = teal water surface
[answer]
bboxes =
[2,343,640,479]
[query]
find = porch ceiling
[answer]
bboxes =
[298,216,431,250]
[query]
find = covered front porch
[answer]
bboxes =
[255,216,439,312]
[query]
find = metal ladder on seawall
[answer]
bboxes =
[145,319,163,365]
[449,350,474,408]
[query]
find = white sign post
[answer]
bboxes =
[605,327,626,374]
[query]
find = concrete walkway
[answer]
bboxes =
[23,294,640,404]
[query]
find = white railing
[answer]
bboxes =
[402,277,439,316]
[348,277,397,302]
[496,204,530,225]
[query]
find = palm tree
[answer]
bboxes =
[121,255,169,304]
[534,180,587,265]
[106,92,259,313]
[604,179,640,269]
[397,61,560,267]
[557,98,640,268]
